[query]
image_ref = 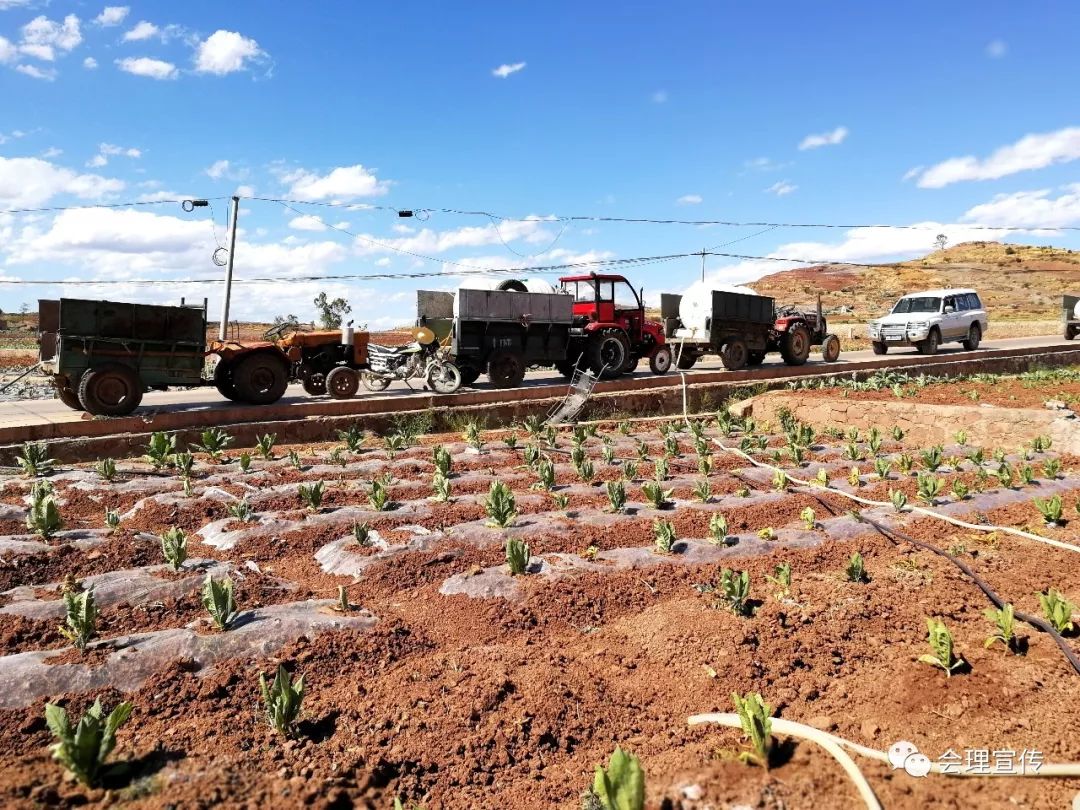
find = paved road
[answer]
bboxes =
[0,333,1071,435]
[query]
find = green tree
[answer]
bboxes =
[313,293,351,329]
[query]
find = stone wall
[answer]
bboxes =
[734,390,1080,453]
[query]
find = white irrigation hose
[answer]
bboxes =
[712,438,1080,555]
[687,713,882,810]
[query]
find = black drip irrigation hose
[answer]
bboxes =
[839,506,1080,677]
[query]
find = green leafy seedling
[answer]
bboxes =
[484,480,517,528]
[692,479,711,503]
[731,692,773,767]
[45,699,133,786]
[259,664,305,736]
[144,432,177,469]
[299,480,325,511]
[588,746,644,810]
[201,574,238,630]
[984,603,1019,654]
[431,472,452,503]
[368,479,391,511]
[1034,495,1064,526]
[766,563,792,599]
[653,519,677,554]
[255,432,278,459]
[708,513,729,545]
[918,618,964,676]
[800,506,816,530]
[505,537,531,575]
[640,480,673,510]
[606,480,626,513]
[59,586,97,650]
[845,551,867,583]
[94,458,117,481]
[16,441,55,477]
[160,527,188,571]
[193,427,233,462]
[1038,588,1076,634]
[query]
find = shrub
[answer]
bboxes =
[505,537,531,575]
[202,575,238,630]
[260,665,305,736]
[160,527,188,570]
[59,586,97,650]
[16,441,55,477]
[587,747,644,810]
[484,481,517,528]
[1038,588,1076,634]
[919,618,964,676]
[731,692,773,767]
[45,699,133,786]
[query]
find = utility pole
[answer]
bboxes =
[700,249,707,283]
[218,195,240,341]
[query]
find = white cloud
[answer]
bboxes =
[87,143,141,167]
[234,184,255,197]
[204,159,230,179]
[744,156,791,172]
[115,56,177,79]
[986,39,1007,58]
[651,90,668,104]
[676,194,702,205]
[123,20,159,41]
[0,0,32,9]
[95,6,129,27]
[0,156,125,207]
[41,147,62,158]
[83,56,98,69]
[286,164,390,200]
[194,30,264,75]
[135,190,188,203]
[0,129,26,145]
[15,63,56,80]
[288,214,327,232]
[20,14,82,61]
[86,154,107,168]
[374,257,391,267]
[355,218,555,257]
[798,126,848,150]
[0,36,15,64]
[961,184,1080,229]
[908,127,1080,188]
[391,223,414,234]
[492,61,526,78]
[765,180,797,196]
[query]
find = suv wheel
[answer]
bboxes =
[962,324,982,351]
[917,328,940,356]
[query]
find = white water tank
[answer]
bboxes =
[678,281,757,337]
[1073,300,1080,320]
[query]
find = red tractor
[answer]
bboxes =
[556,272,672,378]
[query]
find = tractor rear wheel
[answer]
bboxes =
[78,363,143,417]
[555,361,577,379]
[746,351,766,367]
[649,346,672,375]
[487,351,526,388]
[233,353,289,405]
[326,366,360,399]
[721,339,749,371]
[780,325,811,365]
[214,361,241,401]
[55,378,83,411]
[587,330,630,378]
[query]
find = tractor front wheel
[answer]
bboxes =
[326,366,360,399]
[821,334,841,362]
[649,345,673,375]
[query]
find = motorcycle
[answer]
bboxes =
[361,327,463,394]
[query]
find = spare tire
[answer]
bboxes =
[233,352,289,405]
[78,363,143,417]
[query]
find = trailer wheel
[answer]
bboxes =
[780,325,811,365]
[213,361,242,401]
[54,379,83,411]
[301,372,327,396]
[821,333,841,362]
[746,351,766,367]
[721,339,749,371]
[675,351,697,370]
[78,363,143,416]
[1066,325,1077,341]
[326,367,360,399]
[649,346,672,374]
[487,351,526,388]
[233,352,289,405]
[457,363,482,386]
[587,330,630,378]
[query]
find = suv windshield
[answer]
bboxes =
[892,296,941,314]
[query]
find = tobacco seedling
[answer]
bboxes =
[622,460,638,481]
[867,428,883,455]
[601,445,615,465]
[640,480,673,510]
[842,442,863,462]
[384,433,407,460]
[16,441,56,477]
[757,527,775,541]
[845,551,867,583]
[431,472,451,503]
[432,444,453,477]
[26,492,63,538]
[653,519,677,554]
[256,432,278,459]
[368,480,391,511]
[484,480,517,528]
[606,480,626,513]
[617,420,632,436]
[353,522,373,546]
[967,447,985,466]
[1031,434,1052,453]
[504,433,518,451]
[954,430,968,447]
[892,426,905,441]
[772,469,788,492]
[716,568,751,614]
[693,479,711,503]
[522,415,544,439]
[653,457,668,481]
[287,449,303,470]
[984,603,1019,654]
[889,489,908,512]
[708,513,729,545]
[951,479,969,501]
[59,586,97,650]
[736,485,751,497]
[1034,495,1064,526]
[45,699,133,787]
[916,472,945,505]
[1038,588,1076,634]
[1043,458,1062,479]
[800,506,816,530]
[462,421,483,453]
[532,459,556,491]
[766,563,792,599]
[846,427,860,442]
[299,480,325,511]
[996,462,1015,489]
[731,692,773,767]
[1018,464,1035,485]
[919,618,964,676]
[505,537,531,575]
[576,459,596,484]
[663,434,679,458]
[327,447,347,467]
[193,427,233,462]
[104,509,120,531]
[874,457,891,480]
[238,452,252,473]
[570,446,587,469]
[144,432,177,469]
[260,664,305,736]
[921,445,943,472]
[813,468,829,487]
[174,451,195,480]
[551,492,570,511]
[897,452,915,474]
[228,500,255,522]
[160,527,188,570]
[201,574,238,630]
[94,458,117,482]
[847,466,861,488]
[993,447,1007,464]
[587,746,645,810]
[698,453,714,476]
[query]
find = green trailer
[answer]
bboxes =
[38,297,209,416]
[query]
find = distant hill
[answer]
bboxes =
[748,242,1080,322]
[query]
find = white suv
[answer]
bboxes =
[868,289,988,355]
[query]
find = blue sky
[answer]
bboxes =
[1,0,1079,326]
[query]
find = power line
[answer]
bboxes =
[0,197,230,216]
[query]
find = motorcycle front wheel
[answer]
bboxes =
[361,372,392,392]
[427,362,462,394]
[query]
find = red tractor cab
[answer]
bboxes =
[557,273,672,378]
